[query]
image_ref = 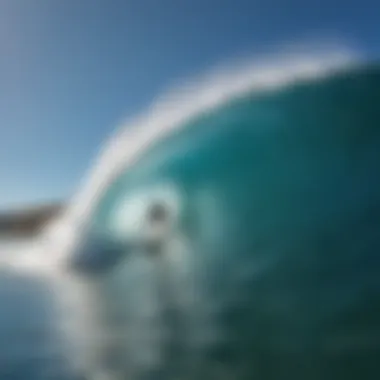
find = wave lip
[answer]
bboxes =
[59,44,361,253]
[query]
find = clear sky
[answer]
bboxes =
[0,0,379,210]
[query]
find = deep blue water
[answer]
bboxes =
[0,239,77,380]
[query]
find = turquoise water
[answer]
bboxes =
[68,64,380,379]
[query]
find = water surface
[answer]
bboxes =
[0,237,76,380]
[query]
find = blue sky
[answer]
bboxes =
[0,0,379,210]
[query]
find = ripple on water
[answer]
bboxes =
[0,238,78,380]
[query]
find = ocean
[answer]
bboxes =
[1,58,380,380]
[0,238,78,380]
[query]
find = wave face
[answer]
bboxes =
[12,47,380,380]
[63,46,360,234]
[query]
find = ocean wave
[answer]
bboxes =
[36,42,361,264]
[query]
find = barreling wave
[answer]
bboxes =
[28,41,362,268]
[0,42,365,276]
